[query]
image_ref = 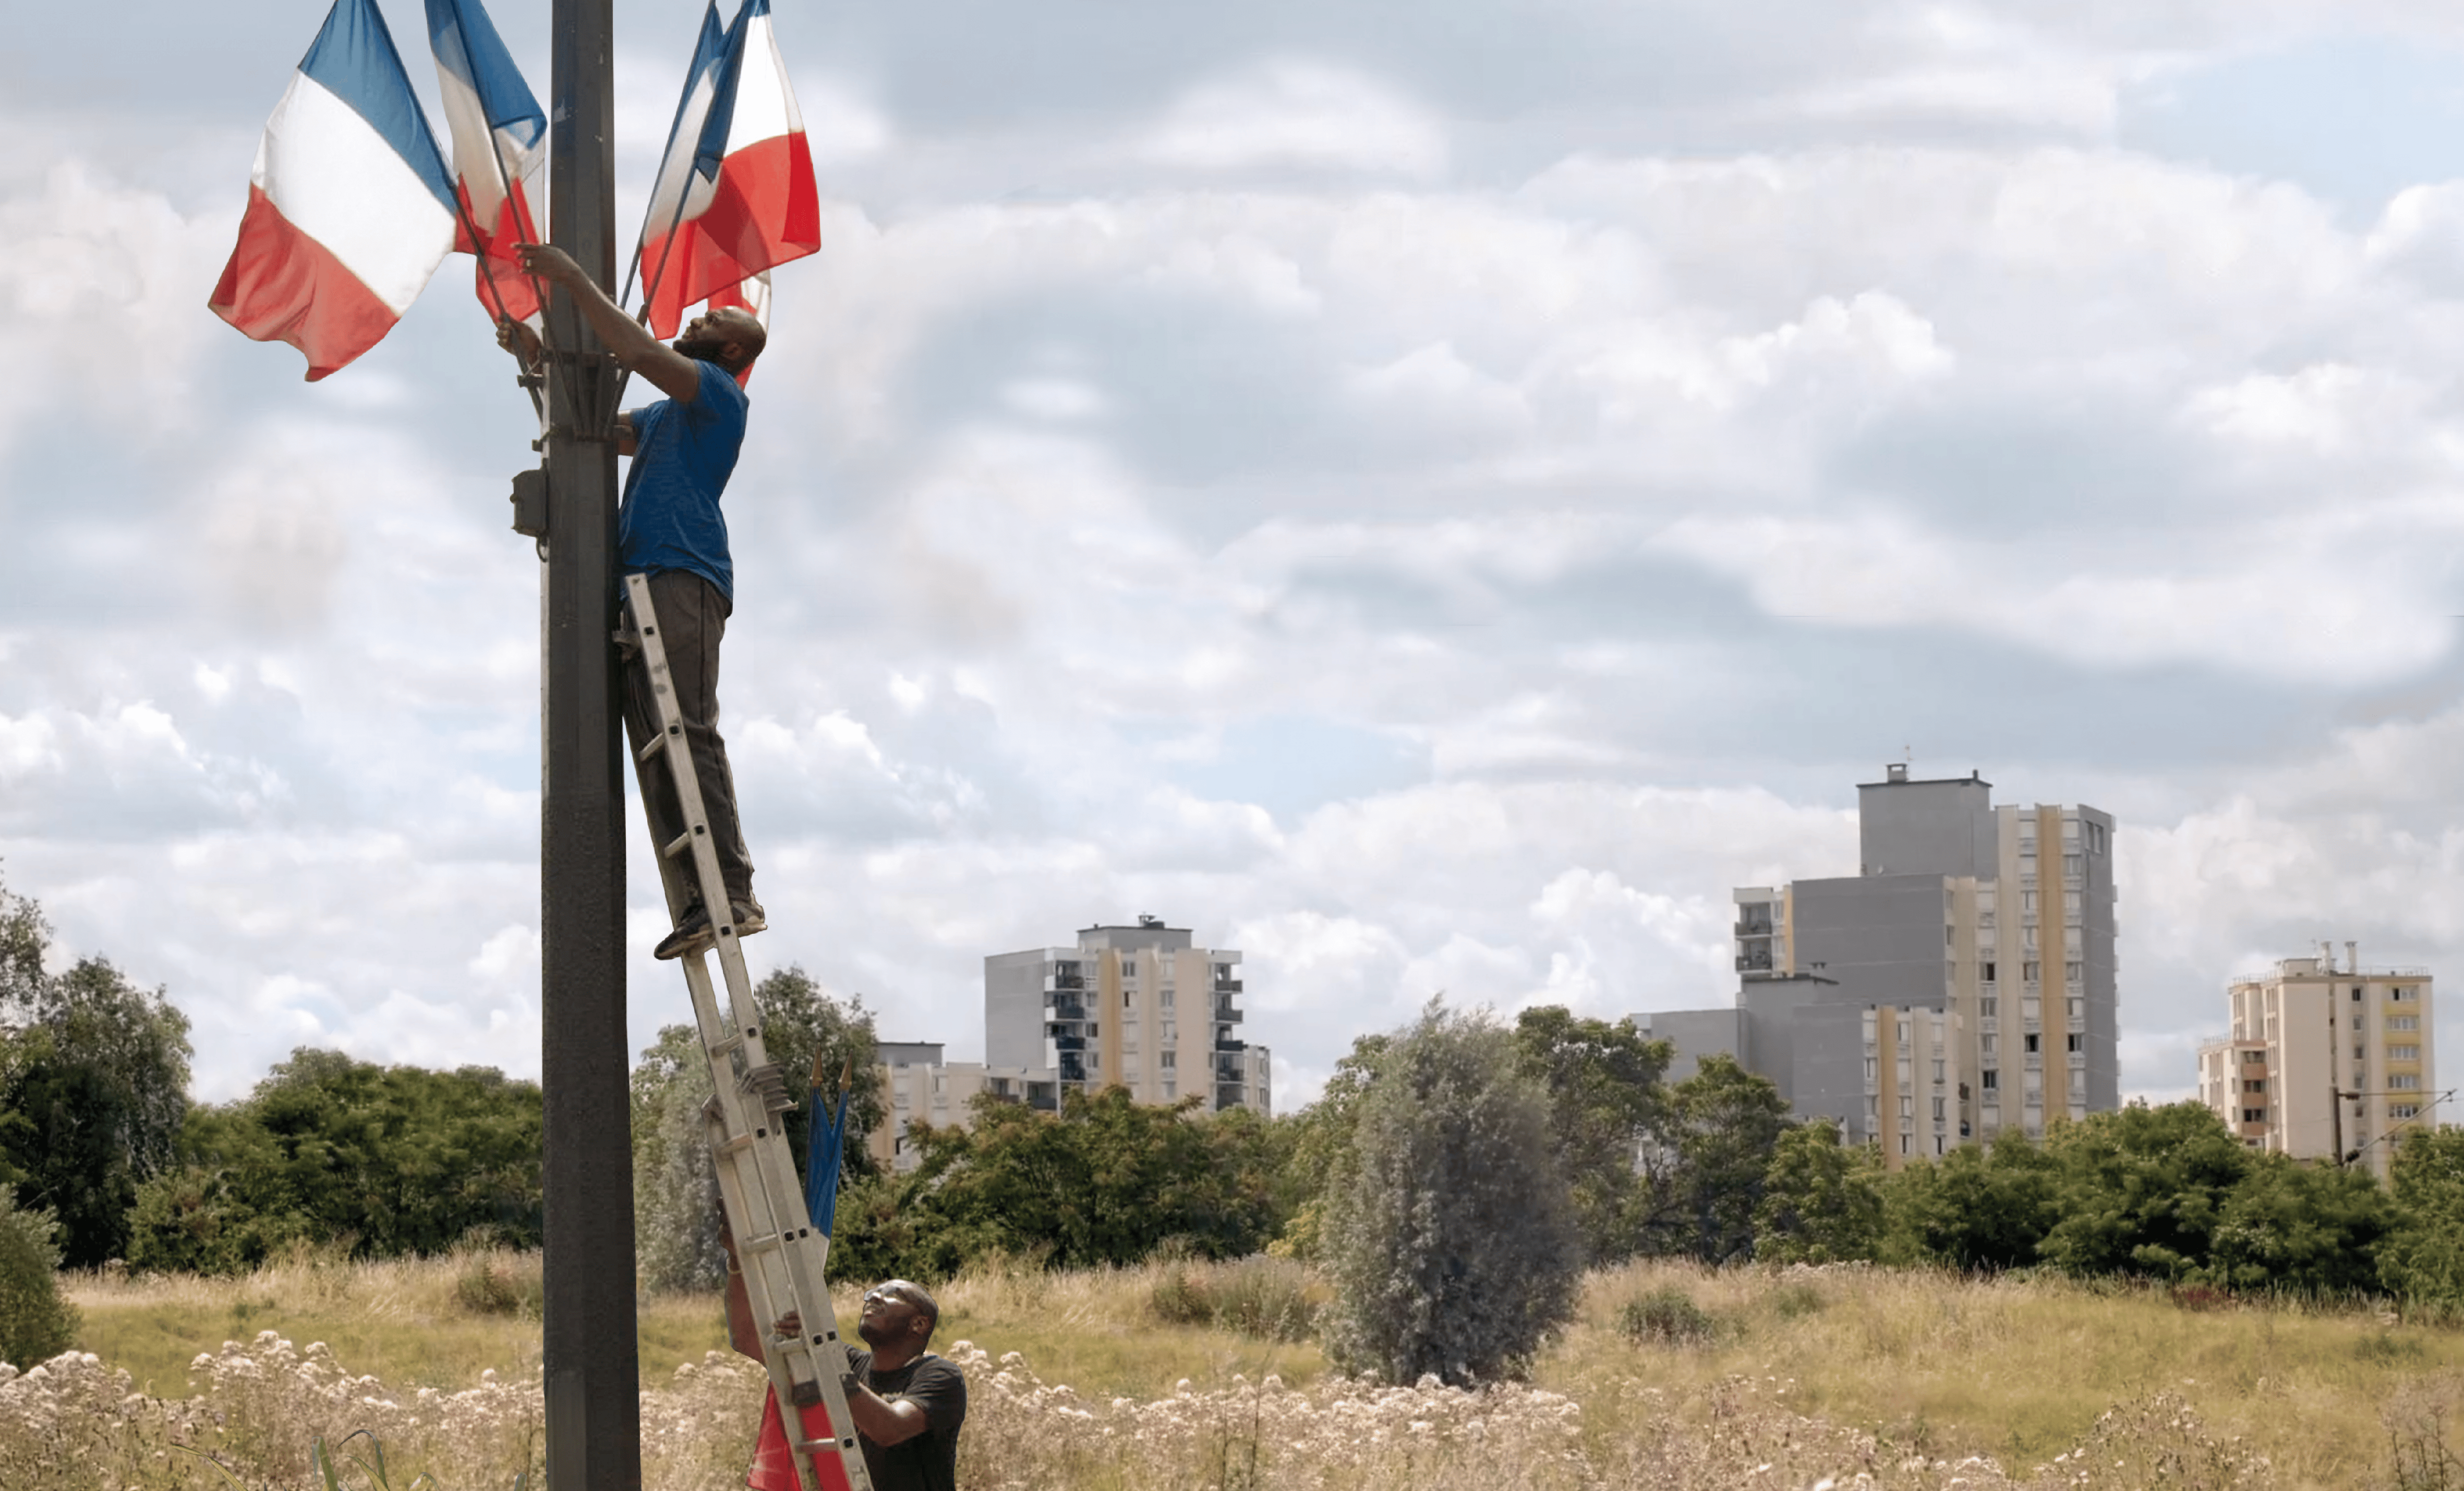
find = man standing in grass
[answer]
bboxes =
[722,1227,968,1491]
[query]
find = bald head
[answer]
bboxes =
[675,306,766,375]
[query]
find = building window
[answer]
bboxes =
[2242,1107,2264,1123]
[1982,1069,1999,1090]
[2023,1033,2040,1053]
[2065,961,2083,984]
[1982,961,1997,983]
[2393,1074,2423,1090]
[2064,855,2083,877]
[1864,1057,1878,1081]
[2067,1033,2083,1053]
[2393,1103,2421,1120]
[2242,1050,2263,1064]
[2395,987,2421,1002]
[1982,1035,1998,1056]
[1161,1051,1176,1068]
[2243,1078,2265,1093]
[1933,1059,1946,1083]
[1980,996,1998,1018]
[2392,1044,2421,1062]
[1161,988,1174,1008]
[2391,1015,2420,1032]
[1933,1097,1947,1121]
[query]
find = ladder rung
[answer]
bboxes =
[662,830,694,859]
[788,1437,858,1457]
[636,733,668,763]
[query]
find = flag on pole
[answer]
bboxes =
[425,0,546,325]
[209,0,458,381]
[803,1056,852,1239]
[637,0,819,339]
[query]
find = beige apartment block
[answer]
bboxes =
[868,920,1273,1174]
[1725,778,2119,1147]
[868,1044,1059,1173]
[2196,948,2435,1180]
[1866,1003,1971,1168]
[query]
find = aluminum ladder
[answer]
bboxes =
[620,572,873,1491]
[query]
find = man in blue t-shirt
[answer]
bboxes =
[505,244,767,960]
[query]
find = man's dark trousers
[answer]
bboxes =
[625,569,753,907]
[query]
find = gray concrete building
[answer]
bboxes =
[1643,764,2120,1159]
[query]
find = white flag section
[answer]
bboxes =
[426,0,547,324]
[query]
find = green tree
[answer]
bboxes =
[1880,1132,2061,1271]
[0,1184,77,1368]
[2380,1126,2464,1303]
[832,1087,1285,1281]
[0,876,194,1266]
[128,1052,542,1272]
[1265,1033,1389,1260]
[2036,1102,2253,1280]
[1638,1054,1791,1264]
[1755,1117,1884,1264]
[1320,1004,1578,1386]
[1511,1007,1671,1264]
[628,968,881,1291]
[2201,1152,2391,1295]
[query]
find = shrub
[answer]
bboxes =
[452,1250,541,1318]
[0,1185,77,1369]
[1321,1003,1580,1385]
[1146,1257,1320,1341]
[1621,1286,1718,1345]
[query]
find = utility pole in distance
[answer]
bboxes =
[541,0,639,1486]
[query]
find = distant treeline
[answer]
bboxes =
[8,869,2464,1311]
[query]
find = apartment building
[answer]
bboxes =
[2195,948,2435,1180]
[1646,764,2120,1162]
[872,919,1272,1173]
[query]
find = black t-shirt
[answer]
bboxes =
[843,1344,966,1491]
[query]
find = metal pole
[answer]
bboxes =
[542,0,638,1487]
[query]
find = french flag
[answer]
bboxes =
[637,0,819,340]
[427,0,546,326]
[209,0,458,381]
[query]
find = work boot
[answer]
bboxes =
[655,902,714,960]
[731,897,767,939]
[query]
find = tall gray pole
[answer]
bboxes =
[541,0,639,1486]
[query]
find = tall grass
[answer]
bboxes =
[26,1251,2464,1488]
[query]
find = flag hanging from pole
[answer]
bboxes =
[803,1057,851,1239]
[208,0,458,380]
[425,0,547,325]
[637,0,819,339]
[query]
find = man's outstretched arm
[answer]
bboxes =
[515,245,704,404]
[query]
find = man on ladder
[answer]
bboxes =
[503,242,767,959]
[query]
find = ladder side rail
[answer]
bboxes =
[702,1094,866,1491]
[627,575,873,1491]
[623,573,745,957]
[617,582,703,928]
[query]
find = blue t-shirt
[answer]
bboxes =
[618,359,749,602]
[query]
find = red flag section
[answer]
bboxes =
[638,0,819,339]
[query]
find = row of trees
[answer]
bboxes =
[16,865,2464,1366]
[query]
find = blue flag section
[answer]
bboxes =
[803,1063,852,1242]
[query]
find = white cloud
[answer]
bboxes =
[1142,62,1448,179]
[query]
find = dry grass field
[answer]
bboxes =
[14,1248,2464,1488]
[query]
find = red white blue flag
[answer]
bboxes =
[426,0,546,326]
[209,0,458,381]
[637,0,820,339]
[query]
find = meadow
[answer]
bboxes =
[15,1247,2464,1489]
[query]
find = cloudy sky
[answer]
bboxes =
[10,1,2464,1112]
